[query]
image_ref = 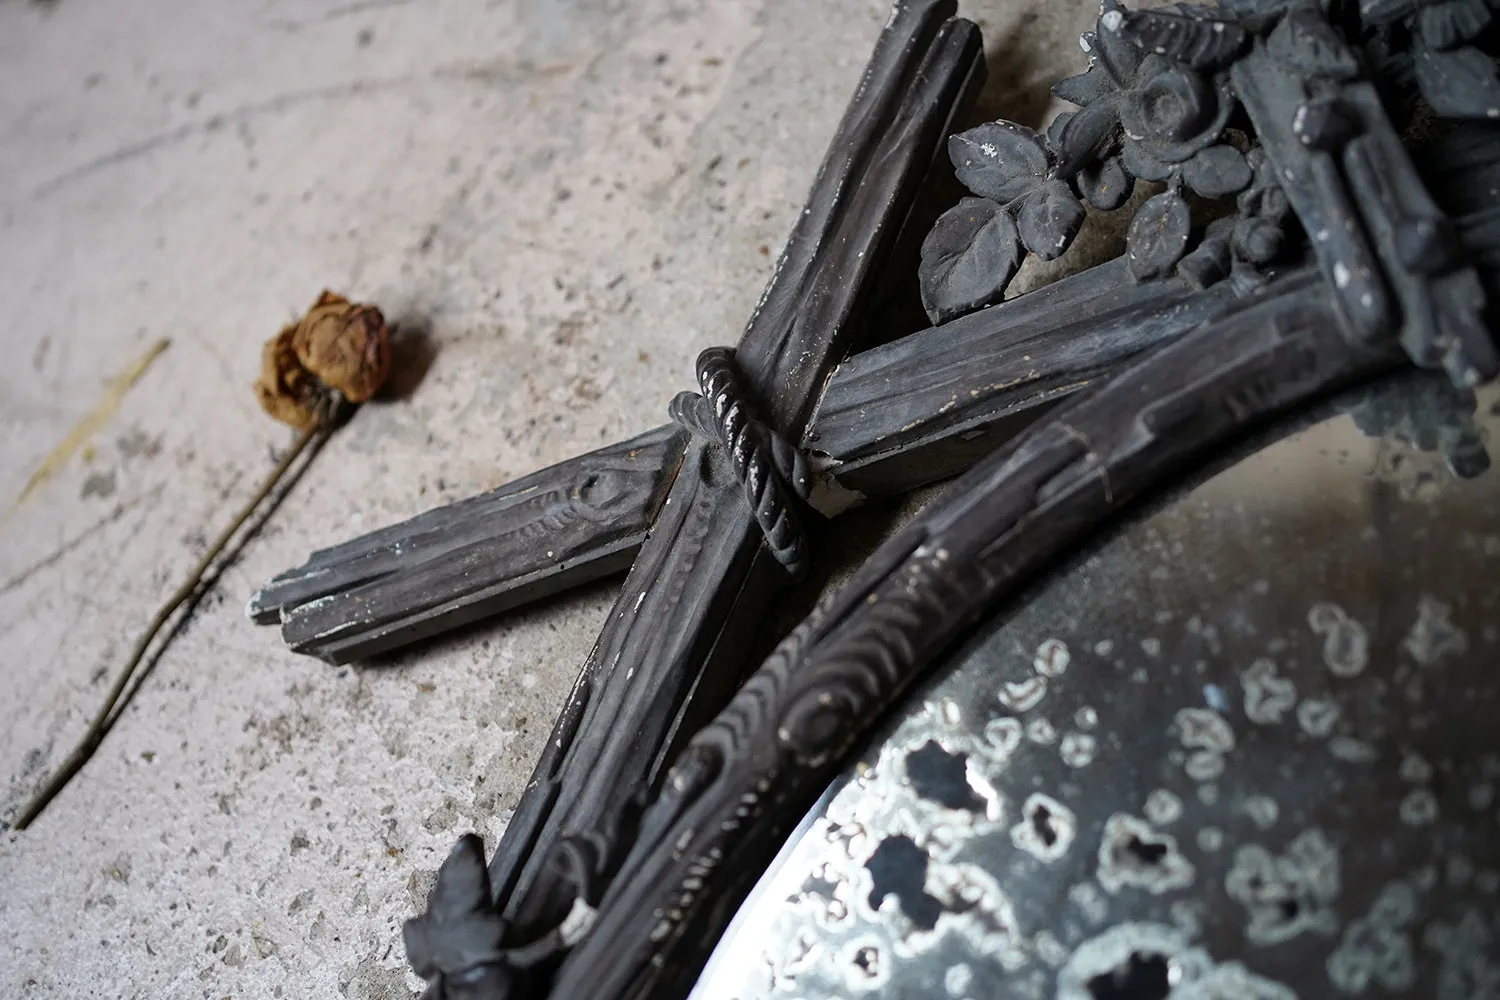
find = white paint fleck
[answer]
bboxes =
[1034,638,1070,678]
[1403,594,1467,666]
[1328,882,1417,993]
[1330,736,1378,764]
[1027,717,1058,745]
[1399,752,1433,784]
[1308,602,1369,678]
[1469,783,1494,810]
[1243,795,1279,830]
[1186,751,1226,781]
[1034,930,1068,968]
[1399,788,1438,826]
[1145,789,1184,826]
[1296,698,1341,739]
[999,676,1047,712]
[985,717,1025,757]
[1242,658,1297,724]
[1060,731,1097,768]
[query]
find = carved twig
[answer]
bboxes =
[452,7,986,994]
[251,425,687,661]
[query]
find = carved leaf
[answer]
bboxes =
[1267,7,1362,79]
[918,197,1022,323]
[1117,8,1248,70]
[1096,3,1146,88]
[1018,180,1087,261]
[1054,96,1123,177]
[1121,139,1174,182]
[1053,62,1117,107]
[1414,44,1500,119]
[1417,0,1493,51]
[1126,191,1192,281]
[948,122,1050,203]
[1078,155,1135,211]
[1046,110,1074,151]
[403,834,508,979]
[1182,144,1253,198]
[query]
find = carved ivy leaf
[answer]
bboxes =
[1182,144,1253,199]
[919,197,1022,324]
[1078,155,1135,211]
[403,834,508,980]
[1054,96,1124,177]
[948,122,1051,203]
[1018,180,1087,261]
[1414,44,1500,119]
[1126,191,1192,281]
[1115,8,1249,71]
[1053,61,1118,107]
[1417,0,1493,52]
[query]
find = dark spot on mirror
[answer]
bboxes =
[904,740,985,811]
[1087,951,1172,1000]
[865,835,943,931]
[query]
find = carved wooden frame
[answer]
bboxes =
[253,1,1500,997]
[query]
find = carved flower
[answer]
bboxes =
[1051,3,1245,197]
[1119,56,1234,167]
[254,290,390,429]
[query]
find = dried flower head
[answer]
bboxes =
[254,291,391,429]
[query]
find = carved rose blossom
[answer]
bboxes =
[1119,56,1235,172]
[1053,3,1247,193]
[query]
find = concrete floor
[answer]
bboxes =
[0,1,1109,996]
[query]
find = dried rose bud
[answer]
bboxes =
[254,323,322,430]
[253,291,391,429]
[291,290,391,403]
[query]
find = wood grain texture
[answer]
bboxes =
[806,257,1242,495]
[247,425,687,661]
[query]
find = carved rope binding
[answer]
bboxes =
[668,346,815,578]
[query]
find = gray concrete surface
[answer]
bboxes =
[0,1,1110,996]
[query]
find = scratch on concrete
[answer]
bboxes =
[5,338,169,517]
